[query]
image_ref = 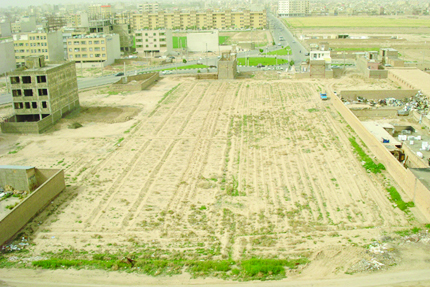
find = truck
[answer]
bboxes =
[320,92,327,100]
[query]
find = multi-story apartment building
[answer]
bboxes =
[278,0,309,17]
[13,30,64,67]
[66,34,120,65]
[0,40,16,74]
[3,56,79,134]
[88,4,113,19]
[134,29,172,56]
[132,9,266,30]
[65,12,89,28]
[138,3,159,13]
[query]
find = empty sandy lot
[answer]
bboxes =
[0,75,417,278]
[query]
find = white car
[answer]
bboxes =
[162,70,173,75]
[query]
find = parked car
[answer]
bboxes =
[209,65,217,68]
[115,72,124,77]
[162,70,173,75]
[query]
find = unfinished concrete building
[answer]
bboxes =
[218,51,237,80]
[1,56,79,134]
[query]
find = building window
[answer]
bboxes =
[74,48,80,52]
[102,47,105,51]
[82,54,88,58]
[12,89,22,97]
[32,102,37,109]
[24,89,33,96]
[89,48,93,51]
[68,41,72,45]
[94,47,100,51]
[22,76,31,84]
[94,41,99,44]
[10,77,20,84]
[74,41,79,45]
[90,54,94,58]
[14,102,23,109]
[101,40,104,44]
[75,54,81,58]
[95,54,100,57]
[37,75,47,83]
[25,102,30,109]
[81,41,86,44]
[81,48,87,51]
[38,89,48,96]
[89,41,92,44]
[42,101,47,108]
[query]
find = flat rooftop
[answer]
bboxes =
[362,121,401,146]
[389,68,430,97]
[410,168,430,190]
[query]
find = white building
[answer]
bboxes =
[310,50,331,63]
[187,30,219,53]
[278,0,309,17]
[0,40,16,74]
[138,2,159,13]
[134,29,172,56]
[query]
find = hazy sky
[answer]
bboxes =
[0,0,103,8]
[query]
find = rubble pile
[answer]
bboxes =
[0,184,28,201]
[343,91,429,115]
[1,236,29,253]
[398,91,429,114]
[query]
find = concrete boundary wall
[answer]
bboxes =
[340,90,418,101]
[0,169,65,246]
[411,110,430,129]
[330,90,430,221]
[111,72,159,92]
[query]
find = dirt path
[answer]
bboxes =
[1,267,430,287]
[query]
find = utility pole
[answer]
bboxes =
[124,61,127,81]
[206,43,208,68]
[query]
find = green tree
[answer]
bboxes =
[289,60,295,66]
[259,49,264,53]
[183,59,187,63]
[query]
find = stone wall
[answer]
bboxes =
[0,169,65,246]
[330,89,430,221]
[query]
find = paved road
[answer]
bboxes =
[267,13,307,69]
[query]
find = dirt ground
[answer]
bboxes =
[0,74,429,285]
[294,26,430,63]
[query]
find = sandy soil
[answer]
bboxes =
[0,74,428,285]
[294,26,430,63]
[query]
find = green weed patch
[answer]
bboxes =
[349,137,385,173]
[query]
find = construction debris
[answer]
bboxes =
[343,91,429,115]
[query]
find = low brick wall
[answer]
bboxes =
[340,89,419,101]
[196,73,218,79]
[0,169,65,246]
[329,89,430,221]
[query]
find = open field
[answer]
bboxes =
[267,47,292,56]
[286,16,430,63]
[237,57,289,66]
[0,74,422,281]
[285,16,430,28]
